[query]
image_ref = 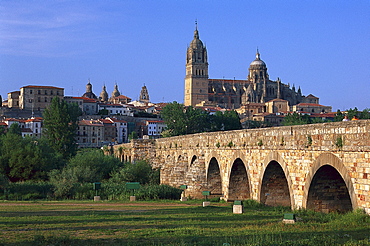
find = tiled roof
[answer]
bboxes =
[79,120,103,126]
[115,95,131,99]
[147,120,164,124]
[107,118,127,123]
[22,85,63,90]
[296,103,326,107]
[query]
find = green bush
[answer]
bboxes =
[135,185,182,200]
[110,160,160,185]
[0,181,53,200]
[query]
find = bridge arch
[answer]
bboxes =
[258,151,294,208]
[304,153,356,213]
[206,157,223,196]
[228,158,251,201]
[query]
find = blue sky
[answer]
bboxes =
[0,0,369,110]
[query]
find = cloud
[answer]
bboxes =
[0,1,106,57]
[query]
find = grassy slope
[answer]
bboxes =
[0,201,369,246]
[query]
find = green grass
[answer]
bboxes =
[0,200,369,245]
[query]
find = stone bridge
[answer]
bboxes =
[114,120,370,214]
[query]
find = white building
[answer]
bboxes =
[98,103,133,116]
[146,120,166,138]
[24,117,43,138]
[105,118,128,143]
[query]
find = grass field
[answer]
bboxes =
[0,200,369,246]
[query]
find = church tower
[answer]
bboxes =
[247,50,269,103]
[139,85,150,103]
[184,23,209,106]
[99,85,108,102]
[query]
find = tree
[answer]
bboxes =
[334,109,344,122]
[346,107,360,120]
[210,110,242,131]
[161,101,188,136]
[43,97,81,159]
[8,123,21,135]
[359,108,370,119]
[0,134,64,182]
[128,131,138,140]
[161,102,211,137]
[282,112,311,126]
[110,160,159,185]
[66,149,122,182]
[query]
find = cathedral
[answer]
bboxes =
[184,25,318,109]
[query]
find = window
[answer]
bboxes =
[50,91,53,95]
[30,90,33,94]
[38,97,41,102]
[38,90,41,94]
[45,90,47,95]
[45,97,47,102]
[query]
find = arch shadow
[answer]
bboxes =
[258,151,294,209]
[303,153,357,212]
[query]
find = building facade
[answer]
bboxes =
[19,85,64,111]
[184,25,318,109]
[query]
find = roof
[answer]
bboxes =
[22,85,64,90]
[79,120,103,126]
[99,119,114,124]
[106,118,127,123]
[0,122,8,126]
[147,120,165,124]
[99,103,126,107]
[82,97,98,103]
[209,79,249,84]
[64,97,85,100]
[5,118,22,122]
[296,103,326,107]
[305,94,319,99]
[25,118,43,122]
[115,95,131,100]
[266,98,288,103]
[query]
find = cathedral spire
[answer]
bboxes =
[194,20,199,40]
[256,48,261,60]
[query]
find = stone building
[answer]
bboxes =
[7,91,20,108]
[18,85,64,111]
[184,25,319,109]
[139,85,150,103]
[76,120,104,148]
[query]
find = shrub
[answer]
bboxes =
[110,160,159,185]
[135,185,182,200]
[0,181,53,200]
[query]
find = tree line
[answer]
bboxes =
[160,102,242,137]
[282,108,370,126]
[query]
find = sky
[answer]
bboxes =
[0,0,369,111]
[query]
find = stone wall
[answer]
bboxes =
[114,120,370,214]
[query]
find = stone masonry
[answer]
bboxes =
[114,120,370,214]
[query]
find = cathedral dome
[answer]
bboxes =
[250,50,266,67]
[190,29,204,49]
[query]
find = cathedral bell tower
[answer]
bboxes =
[184,23,209,106]
[247,49,269,103]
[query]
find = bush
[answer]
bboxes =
[135,185,182,200]
[110,160,160,185]
[0,181,53,200]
